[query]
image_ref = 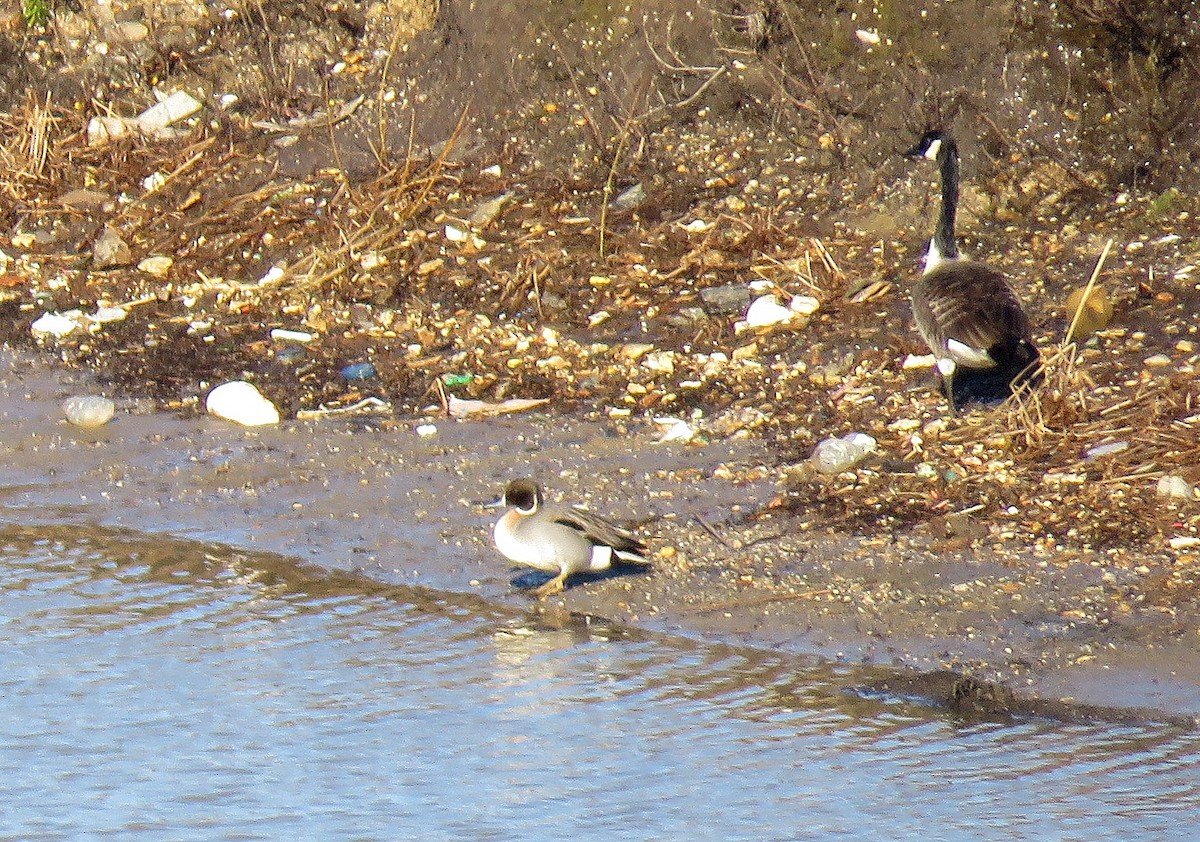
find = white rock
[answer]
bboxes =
[1085,441,1128,460]
[89,306,127,324]
[642,351,676,374]
[135,89,203,134]
[206,381,280,426]
[1157,475,1194,500]
[743,294,797,329]
[270,328,315,343]
[62,395,116,428]
[138,255,174,277]
[789,295,820,315]
[903,353,937,370]
[87,115,132,146]
[654,417,694,443]
[416,423,438,437]
[31,311,81,338]
[258,265,286,285]
[811,432,877,474]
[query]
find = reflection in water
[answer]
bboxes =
[1,522,1198,840]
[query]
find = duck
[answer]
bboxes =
[492,478,651,598]
[905,129,1041,409]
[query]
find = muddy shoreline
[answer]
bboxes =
[4,352,1197,724]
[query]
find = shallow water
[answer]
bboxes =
[3,522,1198,841]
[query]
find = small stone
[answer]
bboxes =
[62,395,116,428]
[619,343,654,361]
[642,351,676,374]
[135,89,203,134]
[1157,475,1194,500]
[416,423,437,437]
[654,417,694,443]
[695,285,747,316]
[1144,354,1172,368]
[138,256,173,277]
[270,328,315,343]
[1084,441,1128,460]
[610,182,645,211]
[811,432,877,474]
[206,381,280,426]
[31,311,81,338]
[89,306,127,324]
[341,362,377,381]
[92,227,131,269]
[743,295,797,329]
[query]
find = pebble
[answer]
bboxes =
[31,311,81,339]
[90,306,127,324]
[270,328,315,343]
[62,395,116,428]
[1084,441,1128,460]
[610,182,645,211]
[341,362,377,381]
[699,284,751,314]
[811,432,877,474]
[416,423,437,437]
[206,381,280,426]
[92,227,131,269]
[1157,475,1194,500]
[743,295,797,329]
[653,417,694,443]
[137,256,173,277]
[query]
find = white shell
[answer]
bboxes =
[206,381,280,426]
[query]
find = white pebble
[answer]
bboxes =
[743,295,798,329]
[416,423,438,437]
[206,381,280,426]
[31,311,81,339]
[62,395,116,428]
[1084,441,1128,460]
[1157,475,1194,500]
[270,328,315,343]
[811,432,877,474]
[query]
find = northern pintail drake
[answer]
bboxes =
[492,478,651,598]
[906,129,1042,410]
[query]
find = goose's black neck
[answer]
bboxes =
[932,137,961,262]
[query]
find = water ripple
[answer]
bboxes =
[0,523,1197,841]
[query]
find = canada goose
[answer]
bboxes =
[492,478,651,598]
[905,130,1041,409]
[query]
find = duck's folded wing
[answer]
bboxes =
[553,507,648,557]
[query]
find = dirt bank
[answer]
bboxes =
[0,1,1198,718]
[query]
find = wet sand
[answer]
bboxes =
[5,351,1197,724]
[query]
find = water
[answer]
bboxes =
[2,522,1198,841]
